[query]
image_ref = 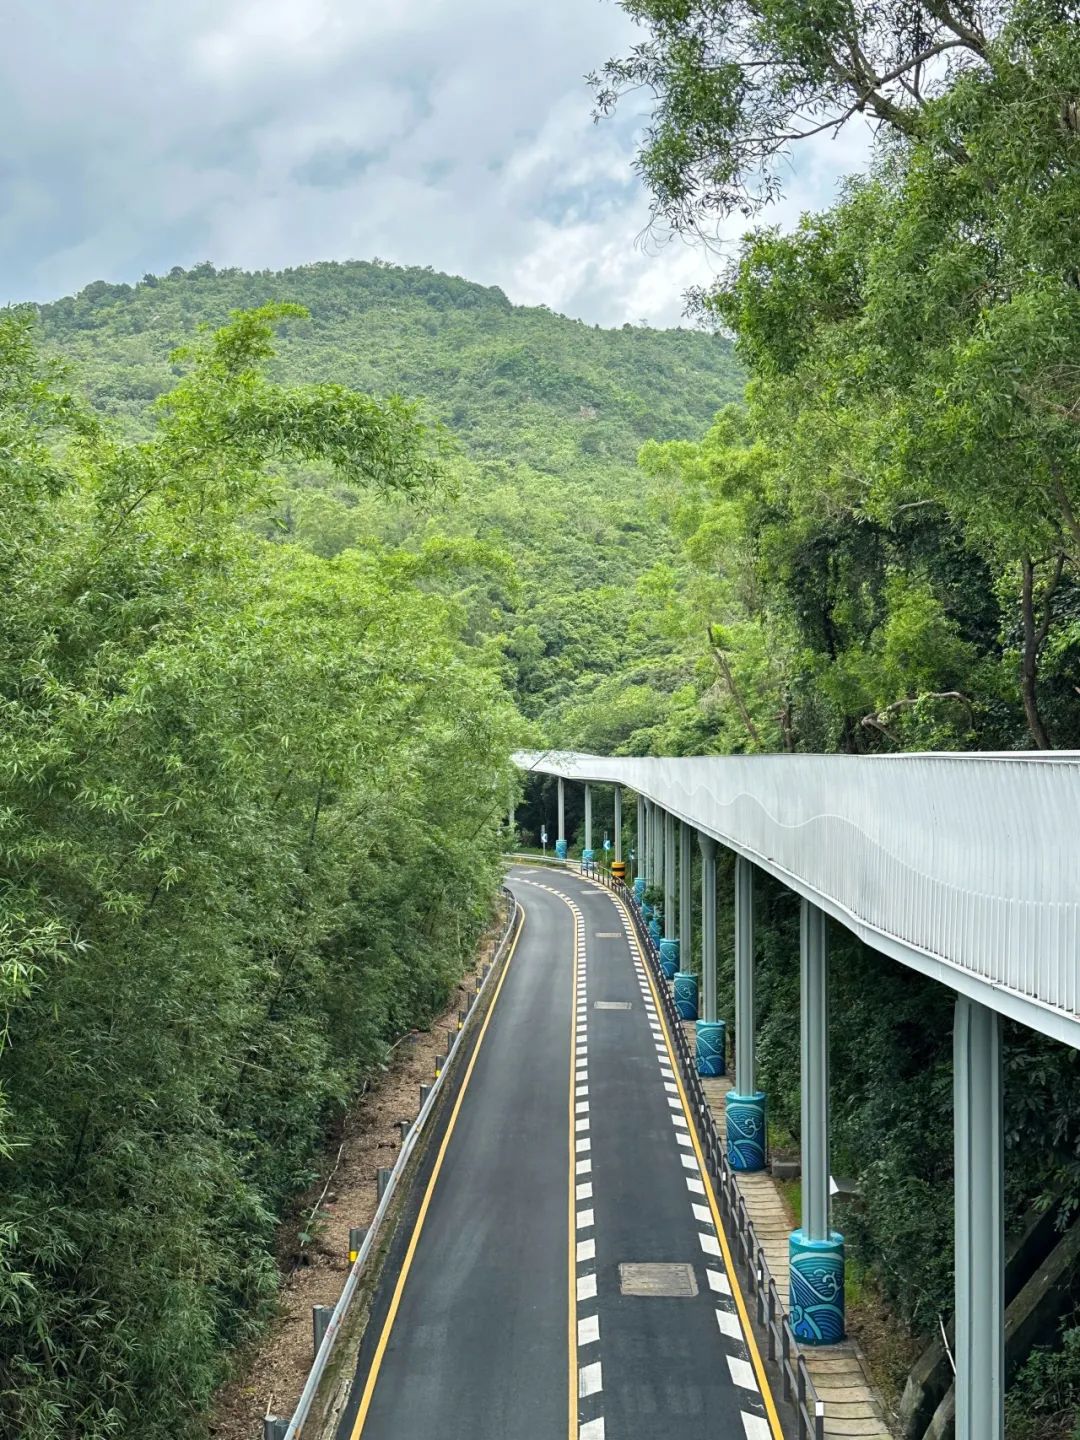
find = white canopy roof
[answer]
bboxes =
[515,749,1080,1047]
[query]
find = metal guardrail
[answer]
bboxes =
[277,889,521,1440]
[593,866,826,1440]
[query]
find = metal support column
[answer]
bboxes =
[555,776,567,860]
[660,810,681,982]
[695,834,724,1077]
[634,794,645,896]
[614,785,623,862]
[583,782,594,865]
[652,802,663,898]
[642,798,653,890]
[790,899,844,1344]
[726,856,766,1170]
[954,996,1004,1440]
[679,820,692,964]
[663,810,676,939]
[648,804,663,942]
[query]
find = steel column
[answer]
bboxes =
[557,777,565,845]
[679,820,692,961]
[735,856,755,1094]
[954,996,1004,1440]
[801,899,830,1241]
[583,782,593,856]
[636,793,645,885]
[699,834,717,1021]
[789,898,844,1344]
[642,798,653,886]
[664,810,676,939]
[725,854,766,1169]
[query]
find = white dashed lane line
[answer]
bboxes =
[515,869,777,1440]
[515,877,605,1439]
[602,880,776,1438]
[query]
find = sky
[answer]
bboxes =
[0,1,872,328]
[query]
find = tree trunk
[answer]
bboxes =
[706,625,762,747]
[1019,556,1060,751]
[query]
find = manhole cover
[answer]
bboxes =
[593,1001,632,1010]
[619,1263,698,1297]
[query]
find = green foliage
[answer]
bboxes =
[594,0,1014,233]
[30,259,743,744]
[1008,1325,1080,1440]
[0,308,518,1438]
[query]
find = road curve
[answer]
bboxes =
[335,865,780,1440]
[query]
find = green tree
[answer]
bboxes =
[0,307,518,1439]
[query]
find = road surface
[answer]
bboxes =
[335,866,781,1440]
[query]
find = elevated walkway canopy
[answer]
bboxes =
[514,749,1080,1050]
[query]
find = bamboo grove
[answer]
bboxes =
[0,306,518,1437]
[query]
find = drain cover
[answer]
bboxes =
[593,1001,632,1010]
[619,1263,698,1297]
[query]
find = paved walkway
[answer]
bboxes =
[682,1021,893,1440]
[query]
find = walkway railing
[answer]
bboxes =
[276,889,521,1440]
[595,866,825,1440]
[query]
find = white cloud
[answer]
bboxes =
[0,0,872,326]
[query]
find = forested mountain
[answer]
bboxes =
[35,259,740,466]
[32,261,742,738]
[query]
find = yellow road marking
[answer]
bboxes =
[348,905,525,1438]
[599,880,785,1440]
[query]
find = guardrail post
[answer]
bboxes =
[348,1226,366,1263]
[376,1167,392,1201]
[312,1304,333,1355]
[398,1120,411,1142]
[263,1416,289,1440]
[420,1083,431,1106]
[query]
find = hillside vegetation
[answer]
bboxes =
[33,260,743,734]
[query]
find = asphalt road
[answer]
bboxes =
[336,865,780,1440]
